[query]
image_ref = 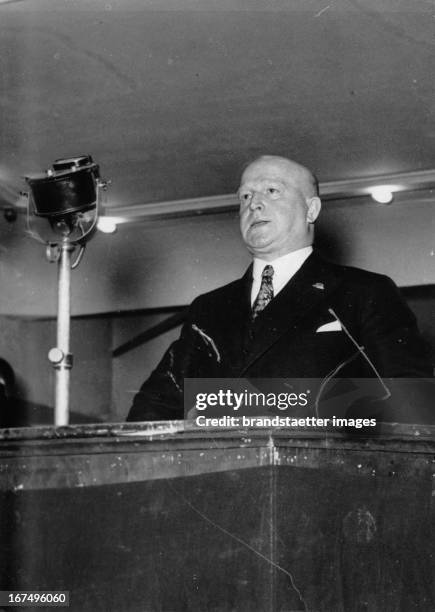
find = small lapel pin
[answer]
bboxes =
[312,282,325,290]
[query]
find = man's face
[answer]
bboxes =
[238,158,317,261]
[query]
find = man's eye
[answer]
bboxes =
[268,187,279,195]
[240,193,251,202]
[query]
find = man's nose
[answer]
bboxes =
[249,191,265,210]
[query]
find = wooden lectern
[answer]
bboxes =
[0,423,434,611]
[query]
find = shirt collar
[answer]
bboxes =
[252,246,313,281]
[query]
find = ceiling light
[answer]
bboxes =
[97,217,118,233]
[370,186,394,204]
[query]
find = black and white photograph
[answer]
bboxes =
[0,1,434,610]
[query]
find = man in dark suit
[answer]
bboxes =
[127,156,432,422]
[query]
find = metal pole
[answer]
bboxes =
[52,240,75,426]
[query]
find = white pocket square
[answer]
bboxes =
[316,320,342,333]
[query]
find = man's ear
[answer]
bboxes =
[306,197,321,223]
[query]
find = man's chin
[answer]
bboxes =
[244,230,273,249]
[246,241,274,259]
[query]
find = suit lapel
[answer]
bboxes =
[209,266,252,369]
[229,266,252,328]
[239,253,342,375]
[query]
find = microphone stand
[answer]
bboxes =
[45,216,97,426]
[48,239,76,425]
[25,157,106,426]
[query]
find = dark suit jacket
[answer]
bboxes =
[127,252,432,422]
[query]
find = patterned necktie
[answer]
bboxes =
[251,265,274,320]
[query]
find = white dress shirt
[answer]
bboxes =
[251,246,313,306]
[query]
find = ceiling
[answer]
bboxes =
[0,0,434,209]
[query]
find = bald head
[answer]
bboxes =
[242,155,319,199]
[238,155,321,260]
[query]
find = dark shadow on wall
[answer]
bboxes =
[0,356,103,428]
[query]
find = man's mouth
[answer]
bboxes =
[250,219,269,229]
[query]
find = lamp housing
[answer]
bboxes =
[25,155,100,218]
